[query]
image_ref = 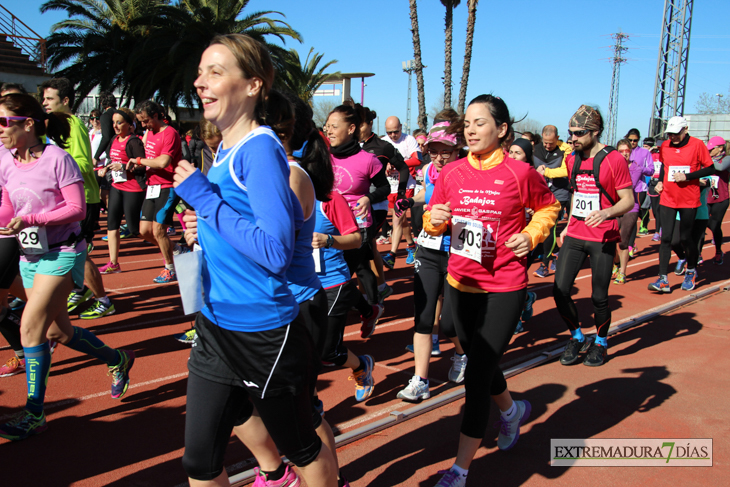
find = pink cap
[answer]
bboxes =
[707,136,726,151]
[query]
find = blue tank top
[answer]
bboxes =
[314,200,351,288]
[286,162,322,303]
[200,127,298,332]
[424,163,451,252]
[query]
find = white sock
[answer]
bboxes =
[451,464,468,477]
[501,401,517,421]
[165,263,175,271]
[98,296,111,306]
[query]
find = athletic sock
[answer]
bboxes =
[165,263,175,271]
[501,401,517,421]
[377,282,387,292]
[686,268,695,273]
[65,326,121,366]
[660,274,668,281]
[354,357,365,373]
[570,328,585,342]
[450,464,468,478]
[24,343,51,415]
[432,334,439,345]
[98,296,111,307]
[418,376,429,384]
[262,463,286,482]
[595,336,608,347]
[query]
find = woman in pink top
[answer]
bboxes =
[0,93,134,441]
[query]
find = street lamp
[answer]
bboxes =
[403,60,415,134]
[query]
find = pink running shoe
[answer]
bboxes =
[252,465,300,486]
[100,261,122,274]
[0,356,25,377]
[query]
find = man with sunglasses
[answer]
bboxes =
[625,129,654,240]
[40,78,116,320]
[553,105,635,367]
[648,116,714,293]
[381,116,421,268]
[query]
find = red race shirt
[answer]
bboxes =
[144,126,182,189]
[566,150,632,243]
[428,157,555,292]
[659,136,713,208]
[109,136,143,192]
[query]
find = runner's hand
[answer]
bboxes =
[430,202,452,226]
[505,233,531,258]
[98,166,109,177]
[354,196,370,218]
[1,217,25,235]
[537,165,546,175]
[312,232,327,249]
[585,209,609,228]
[182,209,198,246]
[673,172,687,182]
[655,181,663,193]
[558,226,568,246]
[173,160,197,188]
[394,198,414,217]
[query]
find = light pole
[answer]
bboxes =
[403,60,415,134]
[716,93,724,113]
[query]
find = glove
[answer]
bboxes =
[394,197,414,217]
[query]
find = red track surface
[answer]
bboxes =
[0,216,728,486]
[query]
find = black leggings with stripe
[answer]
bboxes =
[553,236,615,338]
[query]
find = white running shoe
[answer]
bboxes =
[495,399,532,450]
[396,375,430,402]
[448,353,467,383]
[434,468,467,487]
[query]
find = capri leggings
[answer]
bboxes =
[343,232,378,305]
[618,212,638,250]
[553,236,615,338]
[650,194,662,232]
[321,281,370,367]
[445,283,524,439]
[107,186,146,234]
[413,246,455,337]
[707,199,729,253]
[671,217,708,259]
[0,237,21,355]
[658,206,698,275]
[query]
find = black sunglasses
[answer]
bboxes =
[89,117,100,120]
[568,129,590,138]
[628,138,640,143]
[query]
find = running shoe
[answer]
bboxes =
[638,227,649,236]
[628,246,636,258]
[651,232,661,242]
[397,375,430,402]
[360,304,383,339]
[99,261,121,274]
[611,264,619,279]
[252,465,300,487]
[613,272,626,285]
[521,291,537,322]
[49,341,57,355]
[448,353,468,383]
[697,256,704,265]
[405,340,441,356]
[378,284,394,304]
[109,350,135,399]
[0,356,25,377]
[382,251,396,270]
[513,320,524,335]
[167,226,177,236]
[406,244,417,265]
[67,288,94,313]
[533,263,549,278]
[583,343,608,367]
[153,268,177,284]
[314,398,324,417]
[549,252,558,272]
[0,409,47,441]
[674,259,687,276]
[714,252,724,265]
[338,475,350,487]
[80,300,116,320]
[174,328,197,344]
[349,354,375,402]
[681,269,697,291]
[495,399,531,450]
[8,297,25,311]
[559,337,591,365]
[648,276,671,293]
[375,235,390,245]
[102,226,131,241]
[173,244,192,256]
[434,468,467,487]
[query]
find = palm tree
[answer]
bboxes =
[40,0,164,110]
[408,0,427,132]
[440,0,460,109]
[276,48,339,104]
[131,0,302,110]
[457,0,478,114]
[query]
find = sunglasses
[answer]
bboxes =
[0,116,35,127]
[386,130,400,135]
[628,138,640,142]
[618,149,631,154]
[89,117,100,120]
[568,129,590,138]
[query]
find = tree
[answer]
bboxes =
[440,0,460,109]
[457,0,478,113]
[428,92,446,126]
[312,99,338,129]
[276,48,339,104]
[513,117,542,136]
[693,87,730,114]
[408,0,428,131]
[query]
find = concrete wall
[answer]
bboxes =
[0,71,50,93]
[685,114,730,143]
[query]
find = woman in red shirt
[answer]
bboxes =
[426,95,559,487]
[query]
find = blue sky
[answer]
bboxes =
[9,0,730,139]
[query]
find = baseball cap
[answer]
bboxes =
[707,136,726,151]
[665,116,688,134]
[425,122,458,147]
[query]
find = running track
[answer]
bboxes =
[0,215,728,486]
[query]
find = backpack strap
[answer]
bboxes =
[593,146,616,207]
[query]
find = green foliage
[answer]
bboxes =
[275,48,338,104]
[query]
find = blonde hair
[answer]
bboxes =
[209,34,275,124]
[200,117,221,141]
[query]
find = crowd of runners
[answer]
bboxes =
[0,33,728,487]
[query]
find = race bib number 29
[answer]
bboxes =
[18,226,49,255]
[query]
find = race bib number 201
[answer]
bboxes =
[571,192,600,219]
[18,226,49,255]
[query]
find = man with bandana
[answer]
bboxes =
[552,105,635,367]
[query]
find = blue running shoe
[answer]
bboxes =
[648,276,671,293]
[382,251,396,270]
[405,340,441,356]
[513,320,524,335]
[674,259,687,275]
[349,355,375,402]
[0,409,47,441]
[681,269,697,291]
[109,350,135,399]
[153,268,177,283]
[8,297,25,312]
[533,263,549,278]
[521,291,537,322]
[406,244,417,265]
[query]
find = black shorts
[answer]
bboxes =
[188,312,318,399]
[81,203,101,245]
[367,209,389,240]
[0,237,20,289]
[293,288,328,364]
[140,187,178,226]
[96,173,110,191]
[325,281,362,317]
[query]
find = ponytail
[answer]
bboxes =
[45,112,71,149]
[300,129,334,202]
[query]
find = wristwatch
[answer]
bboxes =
[325,234,334,248]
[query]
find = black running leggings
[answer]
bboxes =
[107,186,145,234]
[650,195,662,232]
[343,233,378,305]
[707,199,729,253]
[553,236,615,338]
[540,200,569,265]
[413,247,456,337]
[445,283,524,439]
[659,206,698,275]
[672,217,708,259]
